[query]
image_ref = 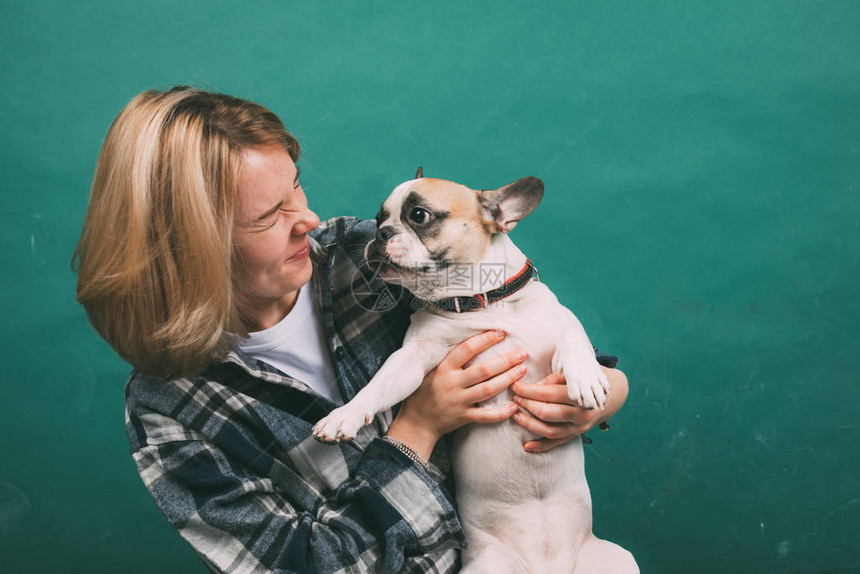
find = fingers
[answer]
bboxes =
[466,363,527,404]
[444,330,506,369]
[461,347,528,385]
[511,375,569,404]
[512,410,577,441]
[440,332,528,396]
[534,371,566,388]
[512,394,576,423]
[512,375,579,423]
[523,437,569,453]
[467,402,518,424]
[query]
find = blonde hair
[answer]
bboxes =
[73,86,300,378]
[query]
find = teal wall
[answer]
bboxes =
[2,1,858,572]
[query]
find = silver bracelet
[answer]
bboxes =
[381,436,429,471]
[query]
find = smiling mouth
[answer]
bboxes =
[287,243,310,261]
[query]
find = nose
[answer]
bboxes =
[293,208,320,236]
[376,225,397,243]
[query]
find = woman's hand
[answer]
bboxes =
[511,367,629,453]
[386,330,527,460]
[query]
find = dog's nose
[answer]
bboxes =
[376,225,397,243]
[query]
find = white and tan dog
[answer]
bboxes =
[314,170,637,573]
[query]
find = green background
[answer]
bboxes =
[2,1,858,572]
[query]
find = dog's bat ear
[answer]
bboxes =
[414,166,423,179]
[479,177,544,234]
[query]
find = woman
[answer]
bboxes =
[73,86,628,573]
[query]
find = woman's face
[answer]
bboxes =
[233,145,320,328]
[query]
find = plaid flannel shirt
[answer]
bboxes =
[126,217,466,574]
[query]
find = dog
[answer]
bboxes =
[313,169,637,573]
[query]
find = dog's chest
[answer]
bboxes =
[413,281,567,397]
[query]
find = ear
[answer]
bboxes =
[414,166,423,179]
[479,177,544,233]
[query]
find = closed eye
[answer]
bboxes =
[261,205,302,230]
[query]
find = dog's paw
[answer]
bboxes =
[564,364,611,410]
[312,404,375,443]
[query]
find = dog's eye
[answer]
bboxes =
[408,207,432,225]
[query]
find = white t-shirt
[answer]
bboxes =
[238,285,343,405]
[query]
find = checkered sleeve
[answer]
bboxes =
[128,379,464,574]
[594,347,619,369]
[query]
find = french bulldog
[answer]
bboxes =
[313,169,637,573]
